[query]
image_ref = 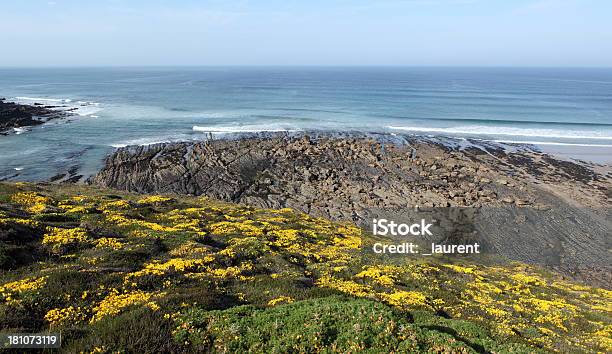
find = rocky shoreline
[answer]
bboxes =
[0,98,69,134]
[91,132,611,208]
[90,132,612,287]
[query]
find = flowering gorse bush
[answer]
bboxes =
[0,183,609,353]
[0,276,47,307]
[11,191,51,213]
[90,289,164,323]
[45,306,89,326]
[43,227,90,254]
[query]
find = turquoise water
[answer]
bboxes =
[1,67,612,180]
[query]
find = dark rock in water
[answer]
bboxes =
[47,164,84,184]
[0,98,68,133]
[0,173,20,182]
[49,173,67,182]
[90,132,612,287]
[65,175,83,183]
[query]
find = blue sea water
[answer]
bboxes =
[1,67,612,180]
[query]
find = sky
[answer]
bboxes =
[1,0,611,67]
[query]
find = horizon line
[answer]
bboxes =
[1,64,612,70]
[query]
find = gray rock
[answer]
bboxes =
[89,132,612,287]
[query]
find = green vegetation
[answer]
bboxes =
[0,182,610,353]
[173,296,538,353]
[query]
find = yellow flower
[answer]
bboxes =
[268,229,300,247]
[209,266,244,279]
[316,276,374,298]
[90,290,165,323]
[137,195,173,205]
[44,306,88,326]
[169,241,210,257]
[268,296,294,306]
[124,257,213,283]
[146,301,161,311]
[442,264,476,274]
[11,192,51,213]
[510,273,546,286]
[355,265,403,287]
[380,290,428,308]
[103,200,131,209]
[43,227,90,253]
[105,213,178,232]
[0,276,48,306]
[95,237,123,250]
[209,221,264,237]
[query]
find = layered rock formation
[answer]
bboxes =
[91,133,612,286]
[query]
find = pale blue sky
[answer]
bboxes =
[1,0,611,67]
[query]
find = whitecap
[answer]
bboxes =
[493,140,612,148]
[110,139,169,148]
[192,125,298,133]
[74,106,103,116]
[386,125,612,141]
[109,135,194,148]
[12,96,103,117]
[15,96,64,102]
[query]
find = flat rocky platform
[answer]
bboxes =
[0,98,68,134]
[91,132,612,287]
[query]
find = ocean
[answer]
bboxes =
[1,67,611,180]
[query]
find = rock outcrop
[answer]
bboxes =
[0,98,67,134]
[90,133,612,286]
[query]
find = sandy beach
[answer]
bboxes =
[536,143,612,164]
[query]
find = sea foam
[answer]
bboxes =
[386,125,612,141]
[192,125,298,133]
[13,96,102,117]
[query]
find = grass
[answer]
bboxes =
[173,295,539,353]
[0,182,610,353]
